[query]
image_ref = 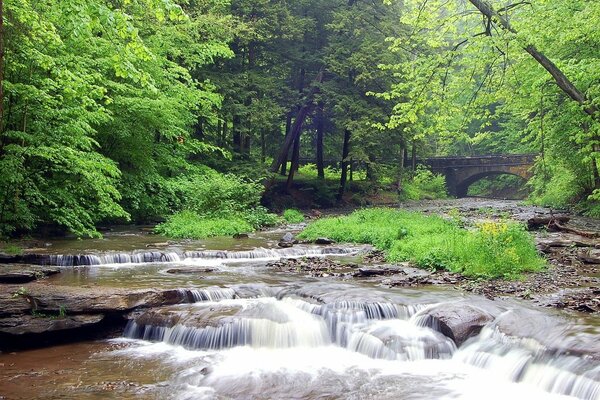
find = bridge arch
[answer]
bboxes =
[455,171,529,198]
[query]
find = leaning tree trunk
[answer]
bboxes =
[467,0,597,119]
[337,129,351,202]
[270,71,324,173]
[286,136,301,191]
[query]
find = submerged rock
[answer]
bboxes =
[315,237,336,245]
[165,267,217,274]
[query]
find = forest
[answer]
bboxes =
[1,0,599,239]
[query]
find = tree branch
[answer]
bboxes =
[467,0,597,119]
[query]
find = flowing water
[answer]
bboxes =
[1,214,600,400]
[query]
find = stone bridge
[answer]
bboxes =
[421,154,537,197]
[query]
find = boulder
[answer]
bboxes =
[0,266,60,284]
[278,232,296,248]
[418,303,495,346]
[0,284,196,318]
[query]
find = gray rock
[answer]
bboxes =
[418,303,495,346]
[281,232,295,243]
[0,314,105,335]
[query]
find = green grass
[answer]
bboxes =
[155,208,280,239]
[283,209,305,223]
[1,243,23,255]
[298,208,544,279]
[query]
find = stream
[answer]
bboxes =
[1,199,599,399]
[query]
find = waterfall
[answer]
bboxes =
[22,246,359,267]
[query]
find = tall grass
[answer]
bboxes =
[298,208,544,279]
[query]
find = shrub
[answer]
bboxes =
[400,166,447,200]
[151,167,279,239]
[155,211,253,239]
[299,208,544,279]
[283,209,305,223]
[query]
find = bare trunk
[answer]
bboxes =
[411,141,416,171]
[468,0,597,118]
[280,112,293,175]
[593,144,600,190]
[292,131,300,172]
[316,102,325,179]
[286,136,301,191]
[337,129,351,201]
[216,119,223,147]
[398,144,405,192]
[232,115,242,154]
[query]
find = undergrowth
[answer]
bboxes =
[298,208,544,279]
[283,209,305,223]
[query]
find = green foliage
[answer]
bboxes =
[528,164,581,208]
[400,167,448,201]
[299,208,544,279]
[155,211,253,239]
[0,0,233,237]
[283,209,305,223]
[297,163,367,181]
[154,169,278,238]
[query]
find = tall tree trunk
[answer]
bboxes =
[194,118,204,140]
[260,130,266,163]
[221,120,227,149]
[286,136,301,191]
[411,141,416,171]
[316,102,325,179]
[468,0,598,119]
[398,144,405,192]
[232,115,242,155]
[243,135,251,157]
[216,119,223,147]
[593,144,600,190]
[337,129,351,201]
[292,131,300,172]
[280,112,293,175]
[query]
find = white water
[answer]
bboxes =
[121,294,600,400]
[27,246,361,267]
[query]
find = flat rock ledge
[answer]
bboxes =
[0,283,203,350]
